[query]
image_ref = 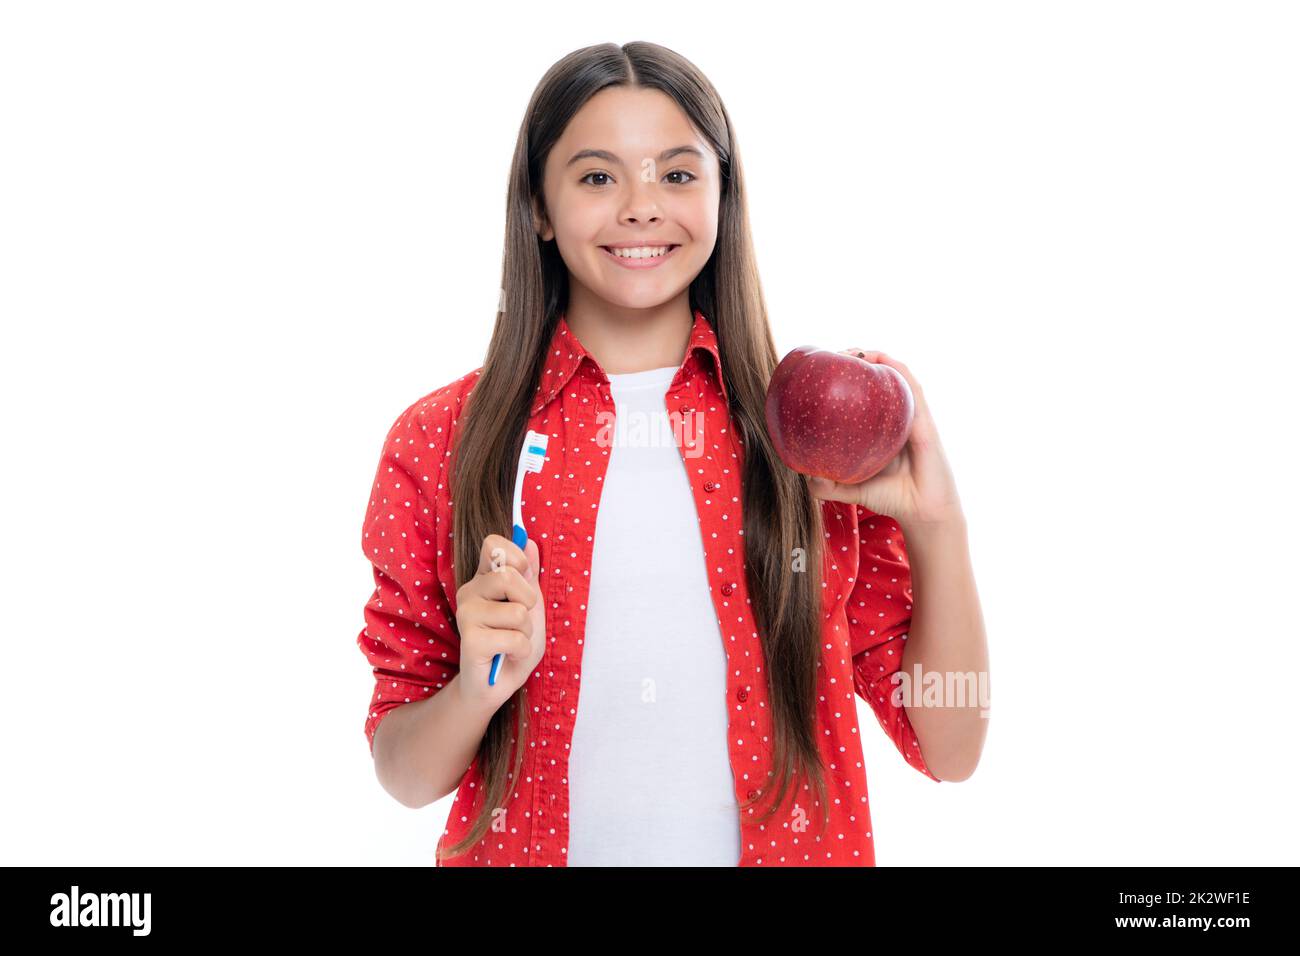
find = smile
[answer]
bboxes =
[599,244,681,269]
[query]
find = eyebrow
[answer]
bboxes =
[565,145,705,167]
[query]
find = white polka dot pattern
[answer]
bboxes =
[356,307,939,867]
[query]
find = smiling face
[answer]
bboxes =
[534,85,721,312]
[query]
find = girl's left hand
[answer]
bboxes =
[808,349,964,528]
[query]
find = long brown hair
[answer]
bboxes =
[440,40,829,862]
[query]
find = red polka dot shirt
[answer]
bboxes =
[357,307,940,866]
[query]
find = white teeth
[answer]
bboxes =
[605,245,673,259]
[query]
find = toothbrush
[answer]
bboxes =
[491,428,549,686]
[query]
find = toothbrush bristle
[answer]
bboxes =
[523,431,548,473]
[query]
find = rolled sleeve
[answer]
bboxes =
[356,397,460,756]
[848,506,941,782]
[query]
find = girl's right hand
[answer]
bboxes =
[454,533,547,712]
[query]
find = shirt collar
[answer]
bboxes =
[529,307,728,416]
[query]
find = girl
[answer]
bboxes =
[357,41,989,866]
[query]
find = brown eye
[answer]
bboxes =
[581,172,612,186]
[665,170,697,185]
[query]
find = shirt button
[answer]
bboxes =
[704,480,718,492]
[747,788,760,800]
[736,687,748,702]
[680,405,694,414]
[721,582,735,596]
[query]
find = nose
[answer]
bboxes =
[620,183,663,225]
[620,210,662,225]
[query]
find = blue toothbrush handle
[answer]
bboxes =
[489,523,530,686]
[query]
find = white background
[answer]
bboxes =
[2,1,1296,866]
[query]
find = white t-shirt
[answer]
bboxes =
[564,364,742,866]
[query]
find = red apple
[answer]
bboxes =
[764,346,914,484]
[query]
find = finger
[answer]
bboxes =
[523,537,540,583]
[807,474,862,505]
[855,350,923,400]
[842,347,908,389]
[467,626,532,664]
[470,563,537,608]
[843,348,930,420]
[478,533,528,578]
[843,348,899,374]
[475,597,533,638]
